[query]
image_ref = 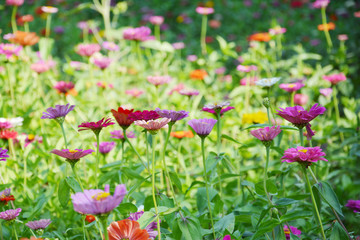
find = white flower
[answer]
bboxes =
[0,117,24,127]
[255,77,281,87]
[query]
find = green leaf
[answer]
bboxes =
[214,213,235,233]
[280,211,312,222]
[330,221,350,240]
[117,203,138,215]
[255,180,278,195]
[250,219,280,240]
[221,134,242,144]
[138,211,156,229]
[177,217,202,240]
[196,187,217,214]
[159,206,180,216]
[313,181,344,217]
[274,198,298,206]
[66,176,82,193]
[205,152,224,173]
[58,179,70,208]
[169,172,183,193]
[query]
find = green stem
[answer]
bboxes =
[100,216,109,240]
[59,122,68,148]
[321,7,333,49]
[95,133,100,188]
[83,215,90,240]
[5,64,16,115]
[24,22,29,32]
[136,41,143,66]
[264,147,272,205]
[12,224,18,240]
[24,154,27,190]
[155,25,161,41]
[291,91,295,107]
[71,163,84,191]
[302,166,326,240]
[11,6,18,33]
[200,15,208,55]
[266,107,271,126]
[123,129,149,172]
[151,135,161,240]
[0,221,3,240]
[299,128,304,146]
[332,86,344,142]
[201,137,216,240]
[45,14,52,38]
[216,113,221,154]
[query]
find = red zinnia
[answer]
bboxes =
[85,215,96,223]
[0,195,15,205]
[108,219,149,240]
[0,130,18,139]
[17,15,34,25]
[111,107,135,130]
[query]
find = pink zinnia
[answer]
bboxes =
[294,93,309,106]
[240,76,258,86]
[147,75,172,86]
[149,16,164,25]
[78,117,115,134]
[134,118,171,134]
[236,65,258,72]
[269,27,287,35]
[168,83,185,95]
[6,0,24,6]
[196,7,214,15]
[0,208,21,221]
[323,73,346,85]
[125,88,144,98]
[338,34,348,41]
[31,61,50,74]
[250,126,282,146]
[50,149,95,164]
[312,0,330,8]
[123,26,152,41]
[279,82,305,93]
[76,43,101,57]
[110,130,136,140]
[102,41,119,51]
[0,43,22,59]
[93,57,112,69]
[319,88,333,97]
[281,146,327,167]
[179,89,199,97]
[53,81,75,95]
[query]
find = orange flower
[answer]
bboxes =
[317,22,335,31]
[108,219,149,240]
[170,130,194,139]
[9,31,39,46]
[190,69,208,80]
[247,32,271,42]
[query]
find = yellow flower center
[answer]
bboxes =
[284,229,290,234]
[3,46,15,51]
[28,134,35,140]
[92,192,110,201]
[298,149,307,153]
[69,150,78,153]
[288,84,295,88]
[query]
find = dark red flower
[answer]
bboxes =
[111,107,135,130]
[128,110,160,121]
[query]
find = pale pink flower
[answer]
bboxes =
[125,88,144,98]
[196,7,214,15]
[147,75,172,86]
[294,94,309,106]
[319,88,333,97]
[149,16,164,25]
[134,118,171,134]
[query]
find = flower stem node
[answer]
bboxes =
[263,97,270,108]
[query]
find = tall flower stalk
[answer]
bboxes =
[151,135,161,240]
[196,7,214,55]
[321,6,333,49]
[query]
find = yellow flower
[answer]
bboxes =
[242,111,268,124]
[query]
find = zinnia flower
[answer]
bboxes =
[279,82,305,92]
[26,219,52,230]
[323,73,346,85]
[338,34,348,41]
[256,77,281,87]
[123,26,152,41]
[0,130,18,139]
[129,110,160,121]
[78,117,115,134]
[319,88,333,97]
[0,43,22,59]
[71,184,127,215]
[6,0,24,6]
[125,88,144,98]
[94,142,116,155]
[345,200,360,213]
[30,61,51,74]
[247,32,271,42]
[179,89,199,97]
[17,15,34,25]
[149,16,164,25]
[318,22,335,31]
[0,188,14,205]
[102,41,119,51]
[223,235,232,240]
[111,130,136,139]
[41,6,58,14]
[50,149,95,165]
[250,126,282,146]
[128,211,158,239]
[24,133,43,148]
[294,94,309,106]
[187,118,217,137]
[93,56,112,70]
[276,104,326,139]
[76,43,101,57]
[134,118,171,135]
[190,69,208,80]
[0,208,21,221]
[240,76,258,86]
[155,108,189,123]
[172,42,185,50]
[236,65,257,72]
[147,75,172,86]
[242,112,268,124]
[41,103,75,123]
[269,26,287,35]
[108,219,149,240]
[9,31,39,46]
[111,107,135,130]
[195,7,214,15]
[0,148,9,161]
[281,146,327,167]
[53,81,76,95]
[284,225,301,240]
[170,130,194,139]
[313,0,330,8]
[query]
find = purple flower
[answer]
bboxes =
[110,130,136,139]
[202,101,234,116]
[0,148,9,161]
[281,146,327,167]
[313,0,330,8]
[279,82,305,93]
[123,26,152,41]
[0,43,22,59]
[102,41,119,51]
[345,200,360,213]
[187,118,217,137]
[50,149,95,164]
[155,108,189,123]
[128,211,158,239]
[54,26,65,34]
[276,104,326,140]
[0,208,21,221]
[41,103,75,122]
[319,88,333,97]
[26,219,52,230]
[250,126,282,146]
[78,117,115,134]
[71,184,127,215]
[94,142,116,154]
[284,225,301,240]
[93,56,112,70]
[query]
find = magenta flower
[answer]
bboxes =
[172,42,185,50]
[102,41,119,51]
[26,219,52,230]
[203,106,235,116]
[41,103,75,122]
[281,146,327,167]
[110,130,136,139]
[179,89,199,96]
[223,235,232,240]
[76,43,101,57]
[78,117,115,134]
[0,121,12,129]
[345,200,360,213]
[312,0,330,8]
[6,0,24,6]
[0,208,21,221]
[134,118,171,134]
[149,16,164,25]
[71,184,127,215]
[0,43,22,59]
[319,88,333,97]
[129,110,160,121]
[50,149,95,164]
[123,26,152,41]
[155,108,189,123]
[236,65,257,72]
[94,142,116,154]
[196,7,214,15]
[279,82,305,93]
[294,93,309,106]
[187,118,217,137]
[323,73,346,85]
[240,76,258,86]
[93,56,112,70]
[53,81,75,94]
[0,148,9,161]
[284,225,301,240]
[277,104,326,139]
[147,75,172,86]
[250,126,282,146]
[128,211,158,239]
